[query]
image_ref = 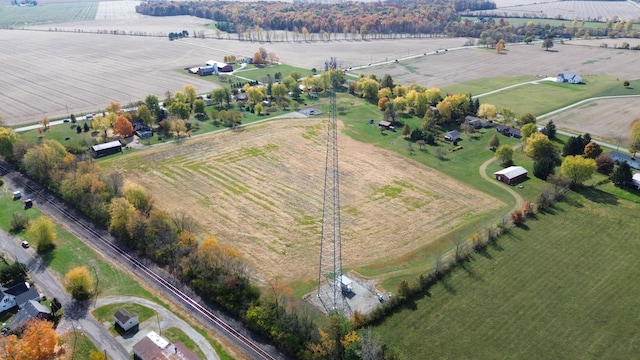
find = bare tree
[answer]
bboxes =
[357,328,385,360]
[103,171,124,197]
[170,210,198,234]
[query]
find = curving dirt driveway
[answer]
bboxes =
[95,297,219,360]
[478,151,524,214]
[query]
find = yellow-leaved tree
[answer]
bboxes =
[64,266,94,300]
[26,216,57,252]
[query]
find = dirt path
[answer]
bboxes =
[478,149,524,214]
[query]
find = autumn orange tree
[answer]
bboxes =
[113,115,134,137]
[0,319,56,360]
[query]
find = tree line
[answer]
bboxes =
[135,0,637,43]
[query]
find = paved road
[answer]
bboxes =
[0,228,130,360]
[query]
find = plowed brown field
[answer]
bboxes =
[111,119,500,282]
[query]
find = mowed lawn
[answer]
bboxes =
[374,189,640,359]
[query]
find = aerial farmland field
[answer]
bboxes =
[480,0,640,21]
[106,119,500,282]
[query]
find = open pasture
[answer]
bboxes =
[107,119,499,282]
[481,0,640,21]
[375,191,640,359]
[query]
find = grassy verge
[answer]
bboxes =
[374,190,640,358]
[57,331,100,360]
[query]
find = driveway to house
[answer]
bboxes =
[0,229,130,360]
[95,296,219,360]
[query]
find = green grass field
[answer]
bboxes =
[476,75,640,117]
[58,331,100,359]
[374,190,640,358]
[0,3,97,28]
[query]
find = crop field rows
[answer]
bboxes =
[375,42,640,92]
[110,120,499,281]
[482,0,640,21]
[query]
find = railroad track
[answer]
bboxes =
[0,161,279,360]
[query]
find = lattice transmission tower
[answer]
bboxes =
[317,58,350,315]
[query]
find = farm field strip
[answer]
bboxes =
[112,120,500,281]
[544,97,640,144]
[482,0,640,21]
[0,2,98,28]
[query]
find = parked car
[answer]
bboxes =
[21,241,29,249]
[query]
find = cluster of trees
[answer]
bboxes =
[136,0,637,44]
[168,30,189,40]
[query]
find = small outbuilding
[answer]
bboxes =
[494,166,528,185]
[91,141,123,158]
[114,309,139,332]
[444,130,461,142]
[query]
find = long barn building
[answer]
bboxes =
[91,141,122,158]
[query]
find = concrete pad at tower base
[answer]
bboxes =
[304,274,387,316]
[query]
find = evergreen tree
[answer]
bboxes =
[533,157,556,180]
[542,120,556,139]
[610,161,633,187]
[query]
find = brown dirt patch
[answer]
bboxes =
[547,97,640,144]
[111,119,500,282]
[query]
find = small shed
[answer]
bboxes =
[340,275,353,294]
[378,120,392,129]
[91,141,123,158]
[114,309,139,332]
[494,166,528,185]
[444,130,461,142]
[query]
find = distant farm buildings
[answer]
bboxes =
[494,166,528,185]
[188,61,233,76]
[557,73,582,84]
